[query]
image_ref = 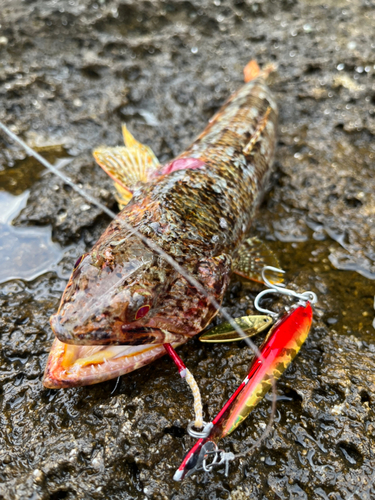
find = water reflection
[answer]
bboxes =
[0,154,71,283]
[0,191,65,282]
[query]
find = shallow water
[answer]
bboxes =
[0,191,63,282]
[0,156,73,282]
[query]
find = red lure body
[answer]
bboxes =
[174,303,313,480]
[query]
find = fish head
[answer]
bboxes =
[45,233,187,388]
[50,235,175,346]
[46,223,231,388]
[51,233,231,345]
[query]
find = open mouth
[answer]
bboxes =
[43,332,187,389]
[116,326,187,345]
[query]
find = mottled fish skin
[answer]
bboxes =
[50,76,278,350]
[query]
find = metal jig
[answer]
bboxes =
[174,298,315,480]
[254,266,317,317]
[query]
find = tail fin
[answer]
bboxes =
[244,60,261,83]
[244,60,277,83]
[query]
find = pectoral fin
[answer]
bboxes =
[93,125,160,208]
[233,237,283,285]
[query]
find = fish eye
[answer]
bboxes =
[135,305,151,320]
[126,289,152,323]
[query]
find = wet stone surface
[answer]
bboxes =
[0,0,375,498]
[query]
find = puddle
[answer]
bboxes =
[0,148,70,195]
[261,233,375,343]
[0,156,71,283]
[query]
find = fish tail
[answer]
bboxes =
[243,59,277,83]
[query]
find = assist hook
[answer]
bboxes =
[254,266,318,317]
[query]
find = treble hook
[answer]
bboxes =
[254,266,317,317]
[200,442,236,476]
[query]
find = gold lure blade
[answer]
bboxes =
[199,315,273,343]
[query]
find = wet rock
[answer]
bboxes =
[1,271,375,498]
[0,0,375,498]
[14,154,116,246]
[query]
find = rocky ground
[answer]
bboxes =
[0,0,375,498]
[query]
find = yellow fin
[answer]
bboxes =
[93,125,160,209]
[122,124,141,148]
[233,237,284,285]
[114,184,133,209]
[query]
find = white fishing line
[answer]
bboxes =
[0,120,277,458]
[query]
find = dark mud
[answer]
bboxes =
[0,0,375,498]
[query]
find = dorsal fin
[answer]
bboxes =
[93,125,160,208]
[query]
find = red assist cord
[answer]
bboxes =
[163,343,187,377]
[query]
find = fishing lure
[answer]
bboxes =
[174,268,317,480]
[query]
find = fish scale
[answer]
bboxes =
[131,79,277,257]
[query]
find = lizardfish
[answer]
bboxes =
[43,61,278,388]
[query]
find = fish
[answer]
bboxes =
[43,60,279,389]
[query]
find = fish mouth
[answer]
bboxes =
[50,312,191,345]
[117,325,189,344]
[45,316,192,388]
[43,334,188,389]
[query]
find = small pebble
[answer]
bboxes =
[33,469,44,484]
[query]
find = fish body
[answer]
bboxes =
[44,64,278,388]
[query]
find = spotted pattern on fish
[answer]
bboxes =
[49,75,278,353]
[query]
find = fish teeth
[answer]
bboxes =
[112,344,161,360]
